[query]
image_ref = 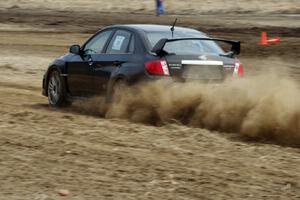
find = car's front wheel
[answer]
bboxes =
[47,70,67,106]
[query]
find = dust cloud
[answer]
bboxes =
[73,71,300,145]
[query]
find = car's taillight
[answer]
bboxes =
[233,59,244,77]
[224,60,244,80]
[145,60,170,76]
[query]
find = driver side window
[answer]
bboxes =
[83,30,113,55]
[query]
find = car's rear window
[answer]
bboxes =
[146,31,224,55]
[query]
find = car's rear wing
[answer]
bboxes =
[152,38,241,56]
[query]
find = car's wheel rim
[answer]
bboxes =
[48,72,60,105]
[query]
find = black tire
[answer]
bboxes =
[47,70,67,107]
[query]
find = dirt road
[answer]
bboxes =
[0,2,300,200]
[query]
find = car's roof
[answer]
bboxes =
[106,24,206,35]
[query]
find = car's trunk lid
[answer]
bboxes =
[164,54,234,82]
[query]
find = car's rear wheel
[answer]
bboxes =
[47,70,67,106]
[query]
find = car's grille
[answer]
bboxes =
[182,65,225,80]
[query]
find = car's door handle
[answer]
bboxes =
[113,61,123,66]
[88,57,94,66]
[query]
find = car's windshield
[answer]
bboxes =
[146,31,224,55]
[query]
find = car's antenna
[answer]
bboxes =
[170,18,177,39]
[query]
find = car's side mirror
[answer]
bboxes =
[70,45,81,55]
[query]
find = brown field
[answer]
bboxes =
[0,1,300,200]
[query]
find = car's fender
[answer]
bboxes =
[43,53,85,96]
[43,56,69,96]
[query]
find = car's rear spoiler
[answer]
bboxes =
[151,38,241,56]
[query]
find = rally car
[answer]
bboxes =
[42,24,244,106]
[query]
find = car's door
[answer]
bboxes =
[89,29,135,95]
[67,30,113,96]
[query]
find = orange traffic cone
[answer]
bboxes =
[260,32,281,45]
[268,37,281,43]
[260,32,268,45]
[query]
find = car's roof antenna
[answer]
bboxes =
[170,18,177,39]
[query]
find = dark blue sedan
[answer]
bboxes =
[42,24,244,106]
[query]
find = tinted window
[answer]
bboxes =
[106,30,132,54]
[146,31,224,55]
[163,40,224,55]
[84,30,112,55]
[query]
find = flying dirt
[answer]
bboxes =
[73,71,300,146]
